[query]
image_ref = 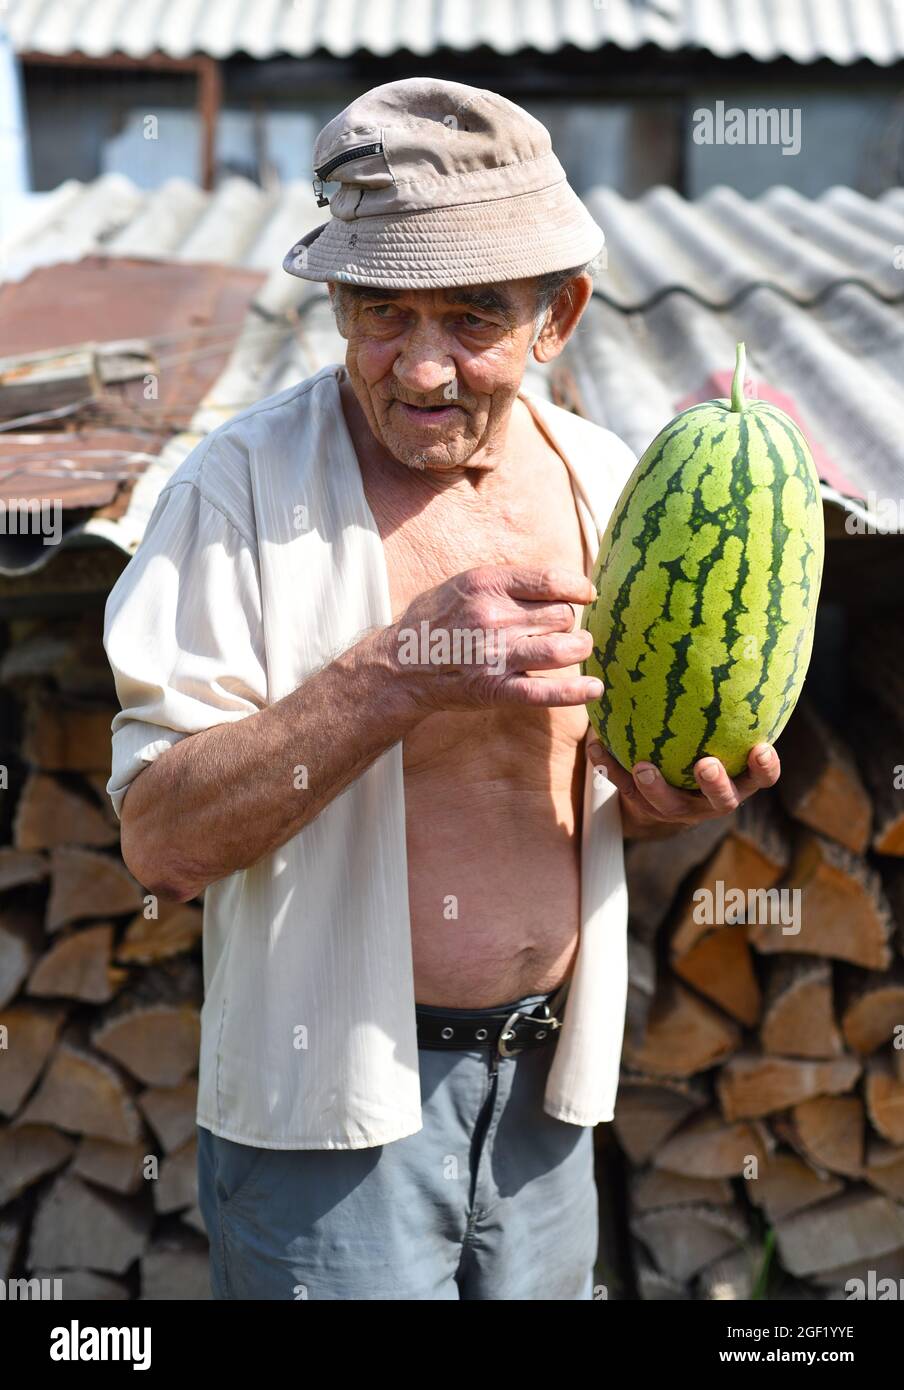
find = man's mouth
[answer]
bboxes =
[395,401,461,421]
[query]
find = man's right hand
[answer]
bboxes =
[384,564,604,713]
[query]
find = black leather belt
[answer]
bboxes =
[415,980,570,1057]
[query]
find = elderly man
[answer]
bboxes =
[103,79,780,1301]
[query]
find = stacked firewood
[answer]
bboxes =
[2,603,902,1300]
[0,609,209,1299]
[617,612,904,1299]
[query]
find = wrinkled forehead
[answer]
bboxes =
[329,281,530,316]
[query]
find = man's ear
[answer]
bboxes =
[532,273,593,364]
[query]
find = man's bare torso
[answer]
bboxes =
[347,380,593,1008]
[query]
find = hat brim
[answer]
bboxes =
[282,181,604,289]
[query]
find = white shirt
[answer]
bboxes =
[103,363,637,1150]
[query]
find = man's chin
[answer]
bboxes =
[382,431,472,472]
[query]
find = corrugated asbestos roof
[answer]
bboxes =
[0,174,901,575]
[6,0,904,67]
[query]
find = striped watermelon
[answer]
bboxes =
[582,343,824,790]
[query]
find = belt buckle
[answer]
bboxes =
[497,1001,562,1057]
[497,1010,524,1057]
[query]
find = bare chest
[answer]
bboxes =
[370,463,590,613]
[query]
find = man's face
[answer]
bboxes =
[331,281,542,473]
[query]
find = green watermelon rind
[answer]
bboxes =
[581,396,825,791]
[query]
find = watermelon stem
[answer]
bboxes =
[731,341,747,413]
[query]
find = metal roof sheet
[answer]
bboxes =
[0,253,266,572]
[0,175,900,576]
[6,0,904,67]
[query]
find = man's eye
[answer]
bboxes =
[461,313,487,327]
[368,304,396,318]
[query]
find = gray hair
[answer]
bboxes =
[528,257,599,347]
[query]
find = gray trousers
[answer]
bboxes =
[197,992,599,1300]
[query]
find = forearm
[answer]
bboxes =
[120,626,424,900]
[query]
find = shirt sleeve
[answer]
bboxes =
[103,479,268,821]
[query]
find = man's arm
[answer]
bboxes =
[120,562,599,901]
[120,626,422,902]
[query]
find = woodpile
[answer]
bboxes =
[616,648,904,1300]
[1,596,902,1302]
[0,609,207,1299]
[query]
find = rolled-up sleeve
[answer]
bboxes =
[103,479,268,820]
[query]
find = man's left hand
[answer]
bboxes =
[587,740,781,839]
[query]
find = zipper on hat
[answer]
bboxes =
[313,141,384,207]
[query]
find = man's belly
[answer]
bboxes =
[404,710,586,1008]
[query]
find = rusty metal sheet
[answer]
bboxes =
[0,255,266,509]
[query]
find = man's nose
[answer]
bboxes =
[392,326,456,397]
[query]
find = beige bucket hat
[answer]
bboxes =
[283,77,604,290]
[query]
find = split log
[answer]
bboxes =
[881,860,904,956]
[138,1079,198,1154]
[28,1173,152,1275]
[0,1002,66,1115]
[105,1033,199,1097]
[716,1052,860,1121]
[0,1214,25,1279]
[697,1249,756,1300]
[0,612,116,700]
[625,935,656,1046]
[13,772,119,851]
[778,699,871,853]
[0,1124,75,1205]
[760,958,842,1059]
[0,905,43,1008]
[671,925,760,1027]
[746,1151,844,1222]
[863,1139,904,1201]
[27,923,127,1003]
[154,1138,198,1215]
[852,707,904,855]
[653,1111,768,1179]
[0,631,75,684]
[632,1168,734,1212]
[840,966,904,1054]
[809,1246,904,1292]
[632,1202,748,1283]
[613,1077,709,1165]
[775,1190,904,1277]
[71,1138,147,1196]
[32,1269,130,1299]
[748,832,894,969]
[84,772,121,829]
[16,1040,143,1143]
[622,980,741,1078]
[140,1234,211,1300]
[91,961,202,1087]
[668,798,791,1023]
[625,817,732,940]
[865,1053,904,1145]
[635,1256,690,1300]
[22,697,117,773]
[0,848,47,891]
[116,902,203,965]
[785,1094,864,1177]
[46,846,144,932]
